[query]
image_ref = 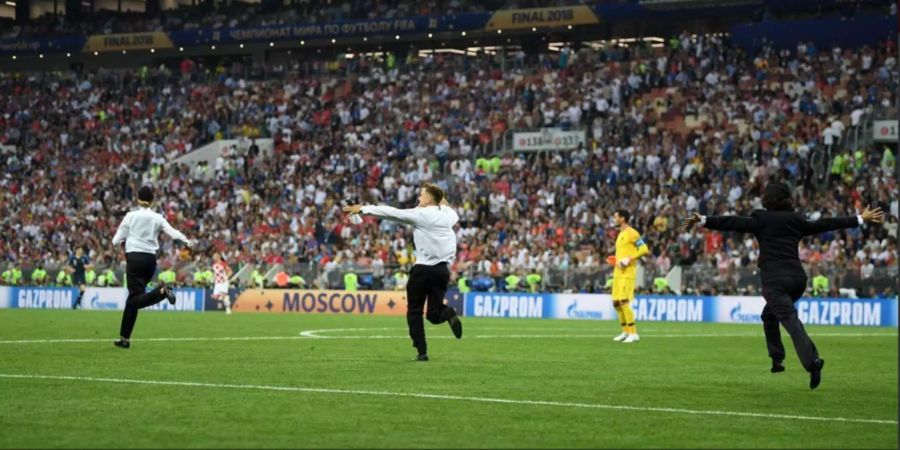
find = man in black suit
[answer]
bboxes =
[682,182,884,389]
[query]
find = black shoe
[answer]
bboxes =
[114,339,130,349]
[448,308,463,339]
[771,361,785,373]
[415,354,429,362]
[163,284,176,305]
[809,358,824,390]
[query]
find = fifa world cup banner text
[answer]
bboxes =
[82,32,175,53]
[484,6,599,31]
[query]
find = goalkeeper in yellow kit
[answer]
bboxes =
[609,209,650,343]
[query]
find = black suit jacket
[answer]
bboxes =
[705,210,860,283]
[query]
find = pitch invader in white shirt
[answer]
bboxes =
[343,183,463,361]
[111,186,192,349]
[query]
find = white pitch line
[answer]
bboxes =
[298,327,898,339]
[0,336,306,344]
[0,332,895,344]
[0,373,894,426]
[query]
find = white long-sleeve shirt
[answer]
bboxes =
[361,204,458,266]
[112,207,190,254]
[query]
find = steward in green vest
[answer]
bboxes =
[343,273,358,291]
[251,268,266,288]
[654,277,669,293]
[290,274,306,288]
[812,274,829,297]
[393,271,409,290]
[525,273,541,293]
[31,267,48,285]
[505,274,521,292]
[158,269,177,285]
[56,270,73,287]
[100,269,119,287]
[194,269,213,287]
[457,275,470,294]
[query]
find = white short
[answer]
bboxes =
[213,283,230,298]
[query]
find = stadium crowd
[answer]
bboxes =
[0,31,898,297]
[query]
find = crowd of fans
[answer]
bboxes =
[0,31,898,297]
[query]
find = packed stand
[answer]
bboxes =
[0,32,898,298]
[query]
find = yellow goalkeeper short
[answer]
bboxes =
[612,277,636,301]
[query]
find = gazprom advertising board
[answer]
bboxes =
[463,292,897,327]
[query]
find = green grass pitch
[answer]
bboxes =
[0,309,896,448]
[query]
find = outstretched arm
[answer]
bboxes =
[682,212,759,233]
[703,215,761,233]
[343,204,423,227]
[160,218,192,247]
[799,205,884,235]
[799,216,862,236]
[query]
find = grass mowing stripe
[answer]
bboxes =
[1,373,896,426]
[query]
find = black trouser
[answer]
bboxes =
[406,263,452,355]
[118,252,166,339]
[760,276,819,371]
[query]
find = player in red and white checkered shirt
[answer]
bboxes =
[212,252,233,314]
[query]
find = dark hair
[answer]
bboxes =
[762,182,793,211]
[138,186,154,204]
[422,183,445,204]
[615,209,631,222]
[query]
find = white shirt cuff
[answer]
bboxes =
[857,215,864,226]
[699,215,707,226]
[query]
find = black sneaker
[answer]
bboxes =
[771,361,785,373]
[114,339,130,349]
[809,358,825,390]
[447,307,463,339]
[415,354,429,362]
[163,284,176,305]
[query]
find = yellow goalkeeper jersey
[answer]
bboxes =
[614,226,650,279]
